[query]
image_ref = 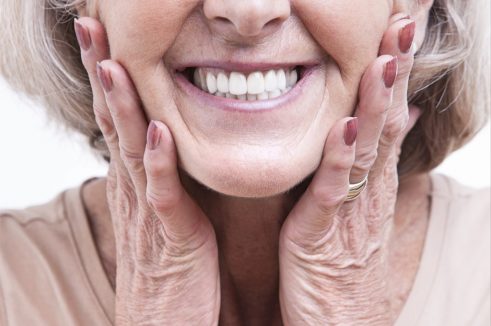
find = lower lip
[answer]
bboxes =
[174,67,318,113]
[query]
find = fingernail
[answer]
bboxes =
[96,62,113,93]
[147,121,161,150]
[399,21,416,53]
[383,57,398,88]
[344,118,358,146]
[74,19,91,51]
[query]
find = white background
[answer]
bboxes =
[1,78,489,209]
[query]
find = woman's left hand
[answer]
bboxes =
[279,15,420,325]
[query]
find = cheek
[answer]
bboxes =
[295,0,390,80]
[101,0,199,66]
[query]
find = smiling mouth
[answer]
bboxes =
[180,66,306,101]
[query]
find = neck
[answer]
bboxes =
[82,172,430,326]
[181,172,310,325]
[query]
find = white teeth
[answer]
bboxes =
[192,67,299,101]
[268,89,282,99]
[217,73,229,93]
[247,72,265,94]
[288,70,298,88]
[206,73,217,94]
[229,72,248,95]
[257,92,269,100]
[276,70,287,90]
[264,70,277,92]
[194,69,202,89]
[199,69,208,91]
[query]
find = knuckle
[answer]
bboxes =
[94,115,119,150]
[145,153,170,179]
[109,101,135,122]
[93,106,112,131]
[383,112,408,140]
[309,186,347,212]
[328,155,353,173]
[146,187,182,216]
[120,147,144,174]
[355,150,378,171]
[117,180,138,220]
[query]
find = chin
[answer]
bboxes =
[179,150,320,198]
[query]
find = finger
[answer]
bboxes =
[349,55,397,183]
[373,18,417,174]
[395,105,422,152]
[74,18,116,151]
[143,121,213,247]
[282,118,357,247]
[97,60,149,197]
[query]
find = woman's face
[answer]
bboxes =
[97,0,408,197]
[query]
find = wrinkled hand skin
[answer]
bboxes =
[75,18,221,325]
[278,14,419,326]
[107,170,220,325]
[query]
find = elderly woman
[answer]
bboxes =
[0,0,489,325]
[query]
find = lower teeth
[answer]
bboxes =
[210,88,292,101]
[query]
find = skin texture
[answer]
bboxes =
[75,0,434,324]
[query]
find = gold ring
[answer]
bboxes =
[346,175,368,202]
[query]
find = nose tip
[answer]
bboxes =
[204,0,290,38]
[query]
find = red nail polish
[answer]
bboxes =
[399,21,416,53]
[96,63,113,93]
[74,19,92,51]
[147,121,161,150]
[344,118,358,146]
[383,57,398,88]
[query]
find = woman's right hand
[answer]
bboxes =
[74,17,220,325]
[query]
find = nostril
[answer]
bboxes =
[265,17,282,28]
[215,16,232,25]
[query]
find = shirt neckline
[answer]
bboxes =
[394,173,449,325]
[64,178,115,325]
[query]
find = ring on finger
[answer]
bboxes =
[346,175,368,202]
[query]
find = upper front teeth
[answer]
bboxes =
[193,68,298,100]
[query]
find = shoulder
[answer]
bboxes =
[411,174,490,325]
[0,192,67,227]
[431,173,490,225]
[0,183,114,325]
[430,173,489,291]
[0,190,74,271]
[0,184,90,278]
[0,191,70,250]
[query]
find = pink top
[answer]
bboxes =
[0,174,489,325]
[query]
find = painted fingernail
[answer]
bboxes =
[344,118,358,146]
[399,21,416,53]
[147,121,162,150]
[74,19,91,51]
[383,57,398,88]
[96,63,113,93]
